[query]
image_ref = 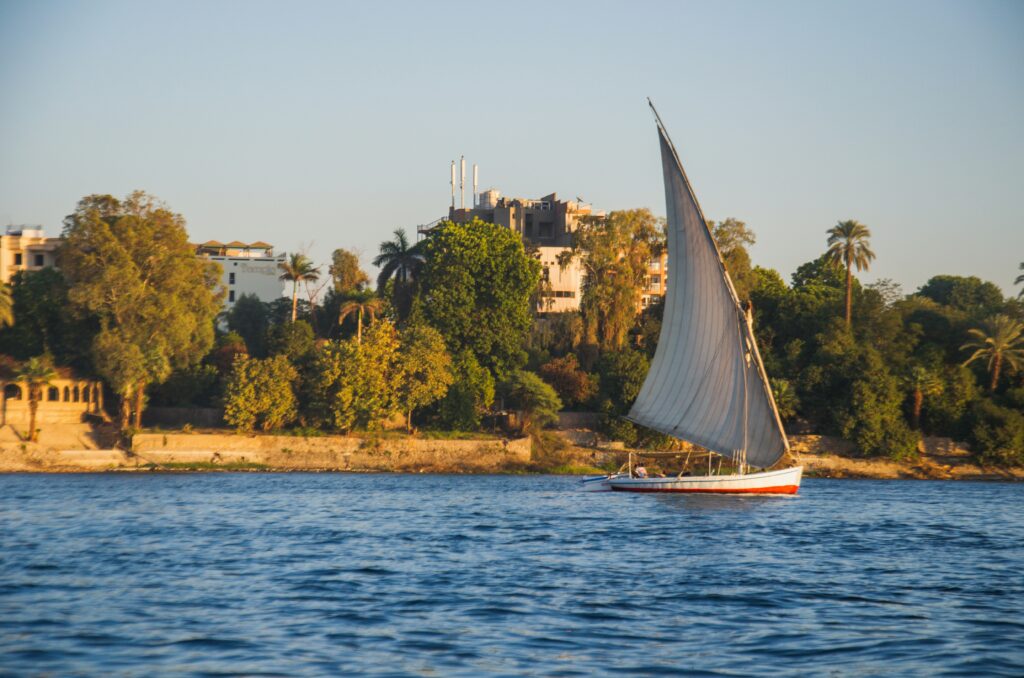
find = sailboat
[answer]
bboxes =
[583,102,802,495]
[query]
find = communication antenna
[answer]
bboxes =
[473,164,478,207]
[450,160,456,209]
[460,155,466,209]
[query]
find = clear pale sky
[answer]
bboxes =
[1,0,1022,295]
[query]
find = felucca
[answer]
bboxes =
[583,102,802,495]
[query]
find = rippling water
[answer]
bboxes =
[1,474,1023,676]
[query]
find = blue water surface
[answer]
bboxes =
[1,474,1023,676]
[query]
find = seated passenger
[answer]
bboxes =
[634,463,648,478]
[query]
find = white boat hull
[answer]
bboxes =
[579,473,626,492]
[607,466,802,495]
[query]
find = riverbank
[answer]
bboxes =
[0,425,1020,480]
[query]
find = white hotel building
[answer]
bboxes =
[195,240,287,310]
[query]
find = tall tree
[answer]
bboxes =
[59,192,222,429]
[329,248,370,293]
[710,218,757,301]
[903,366,943,430]
[1015,262,1023,299]
[395,322,453,432]
[0,283,13,329]
[961,314,1024,392]
[825,220,875,326]
[558,209,664,351]
[226,293,269,357]
[418,218,540,378]
[278,253,319,323]
[338,290,382,344]
[16,356,57,442]
[373,229,424,320]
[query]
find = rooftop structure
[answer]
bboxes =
[0,225,61,284]
[194,240,286,310]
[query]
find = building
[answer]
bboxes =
[1,226,61,284]
[443,190,601,313]
[195,240,287,311]
[0,361,104,429]
[640,251,669,311]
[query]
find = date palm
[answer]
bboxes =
[278,253,320,323]
[903,366,943,430]
[17,356,57,442]
[961,314,1024,392]
[338,290,382,344]
[0,283,13,328]
[373,228,424,290]
[1015,262,1023,299]
[825,220,875,326]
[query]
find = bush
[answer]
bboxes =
[439,350,495,432]
[537,354,597,408]
[501,370,562,434]
[223,355,298,432]
[965,400,1024,466]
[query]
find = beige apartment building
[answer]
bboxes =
[194,240,287,311]
[0,226,61,284]
[641,251,669,311]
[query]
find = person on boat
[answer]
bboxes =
[634,463,648,478]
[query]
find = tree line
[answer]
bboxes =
[0,190,1021,465]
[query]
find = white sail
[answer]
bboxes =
[627,108,789,469]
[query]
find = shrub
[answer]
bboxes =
[223,355,298,432]
[538,354,597,408]
[965,400,1024,466]
[501,370,563,434]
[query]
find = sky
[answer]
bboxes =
[1,0,1022,296]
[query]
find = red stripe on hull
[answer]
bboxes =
[611,485,799,495]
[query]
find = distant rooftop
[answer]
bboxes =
[5,225,46,237]
[194,240,278,258]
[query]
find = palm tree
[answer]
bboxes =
[373,228,424,291]
[278,253,320,323]
[1015,262,1023,299]
[338,290,382,344]
[824,220,875,326]
[17,356,56,442]
[903,366,943,430]
[0,283,13,328]
[961,314,1024,392]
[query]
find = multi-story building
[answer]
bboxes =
[0,226,61,284]
[445,190,601,313]
[195,240,286,311]
[640,251,669,311]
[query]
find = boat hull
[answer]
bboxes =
[580,473,626,492]
[608,466,802,495]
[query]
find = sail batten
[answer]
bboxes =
[627,108,789,468]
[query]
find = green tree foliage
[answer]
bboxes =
[0,269,97,370]
[538,354,597,408]
[825,220,875,327]
[373,228,423,319]
[965,400,1024,466]
[226,293,269,357]
[921,365,979,438]
[223,355,298,432]
[501,370,563,434]
[278,253,320,323]
[266,320,315,362]
[961,314,1024,392]
[337,290,382,344]
[439,350,495,432]
[919,275,1005,318]
[710,218,756,301]
[559,209,663,352]
[395,323,453,432]
[305,320,401,432]
[770,378,799,422]
[16,356,57,442]
[59,192,222,429]
[418,218,540,378]
[148,363,221,408]
[0,283,12,328]
[329,248,370,293]
[207,332,248,375]
[903,365,943,430]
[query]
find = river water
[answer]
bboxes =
[1,474,1022,676]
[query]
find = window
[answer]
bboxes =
[650,275,661,290]
[229,272,236,284]
[73,386,80,402]
[48,387,59,401]
[63,386,70,402]
[229,290,235,302]
[524,214,534,237]
[650,259,661,270]
[83,387,90,403]
[14,253,22,266]
[34,254,45,267]
[538,222,554,239]
[542,267,550,282]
